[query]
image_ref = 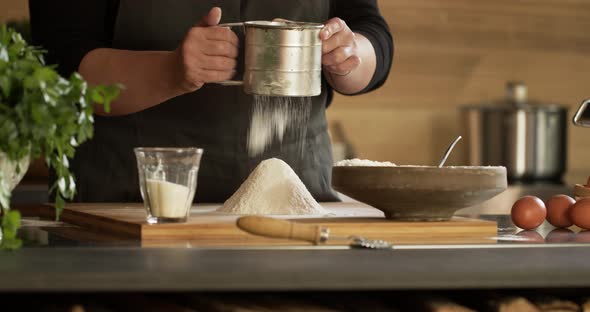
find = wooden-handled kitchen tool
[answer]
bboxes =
[236,216,328,244]
[236,216,394,248]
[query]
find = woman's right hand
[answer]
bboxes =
[174,7,239,92]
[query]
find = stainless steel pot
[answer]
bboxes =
[461,82,568,183]
[218,21,323,97]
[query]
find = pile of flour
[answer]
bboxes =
[334,158,397,167]
[218,158,328,215]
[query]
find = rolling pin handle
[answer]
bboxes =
[236,216,327,244]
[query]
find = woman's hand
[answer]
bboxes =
[173,7,239,92]
[79,7,240,116]
[320,18,361,77]
[320,17,376,95]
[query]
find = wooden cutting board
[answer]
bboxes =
[24,202,498,246]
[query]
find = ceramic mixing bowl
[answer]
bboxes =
[332,166,507,221]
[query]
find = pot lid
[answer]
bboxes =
[461,81,567,112]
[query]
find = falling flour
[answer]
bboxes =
[218,158,329,215]
[247,95,312,157]
[334,158,397,167]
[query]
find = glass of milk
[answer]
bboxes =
[134,147,203,224]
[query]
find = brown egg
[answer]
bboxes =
[511,196,546,230]
[545,194,575,228]
[570,198,590,230]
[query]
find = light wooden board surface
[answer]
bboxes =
[27,202,498,247]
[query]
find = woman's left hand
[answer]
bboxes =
[320,18,361,77]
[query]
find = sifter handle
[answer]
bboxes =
[212,22,245,86]
[236,216,328,244]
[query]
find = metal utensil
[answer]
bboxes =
[573,99,590,127]
[215,21,324,96]
[236,216,394,249]
[348,236,393,249]
[438,135,462,167]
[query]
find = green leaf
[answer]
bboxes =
[34,66,57,82]
[0,75,11,97]
[1,210,21,239]
[1,237,22,250]
[90,89,105,104]
[30,100,48,123]
[55,193,65,221]
[1,210,23,250]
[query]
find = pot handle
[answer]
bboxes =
[573,99,590,127]
[213,22,245,86]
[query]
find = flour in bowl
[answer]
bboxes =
[218,158,329,215]
[334,158,397,167]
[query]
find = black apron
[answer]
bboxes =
[71,0,338,203]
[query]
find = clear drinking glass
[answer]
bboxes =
[134,147,203,224]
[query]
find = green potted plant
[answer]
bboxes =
[0,25,120,249]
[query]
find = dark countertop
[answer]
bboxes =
[2,183,589,292]
[2,245,590,292]
[1,213,590,292]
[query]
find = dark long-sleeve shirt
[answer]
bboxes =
[29,0,394,203]
[29,0,393,100]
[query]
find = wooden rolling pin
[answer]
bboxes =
[236,216,329,245]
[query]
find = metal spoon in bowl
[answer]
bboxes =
[438,135,462,168]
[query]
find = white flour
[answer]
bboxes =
[334,158,397,167]
[145,179,191,218]
[218,158,328,215]
[247,96,312,157]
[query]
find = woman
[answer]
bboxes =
[29,0,393,203]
